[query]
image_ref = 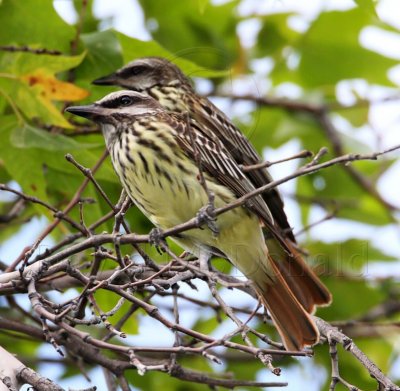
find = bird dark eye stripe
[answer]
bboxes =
[119,65,148,78]
[101,95,138,108]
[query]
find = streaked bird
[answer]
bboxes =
[92,57,295,242]
[93,57,331,333]
[66,90,331,351]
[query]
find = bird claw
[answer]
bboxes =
[149,227,166,254]
[196,202,219,237]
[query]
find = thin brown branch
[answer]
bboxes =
[0,45,62,55]
[327,336,359,391]
[316,109,398,214]
[3,144,393,276]
[242,149,312,172]
[0,184,86,235]
[215,144,400,218]
[207,265,280,374]
[315,317,400,391]
[169,364,288,388]
[0,345,64,391]
[8,149,109,271]
[0,198,25,223]
[357,299,400,322]
[212,92,323,114]
[1,142,399,390]
[216,92,399,215]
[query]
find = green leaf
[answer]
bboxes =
[307,239,396,274]
[116,32,227,79]
[138,0,240,69]
[0,51,88,128]
[0,116,49,203]
[334,103,370,127]
[0,115,114,211]
[0,164,12,183]
[256,13,299,57]
[0,51,86,76]
[298,158,396,226]
[0,76,69,128]
[353,0,378,16]
[240,107,325,153]
[197,0,209,13]
[317,278,385,320]
[10,123,100,151]
[76,30,123,82]
[73,0,100,34]
[297,8,397,88]
[191,316,219,335]
[0,0,75,53]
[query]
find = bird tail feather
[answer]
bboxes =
[254,254,320,351]
[266,238,332,313]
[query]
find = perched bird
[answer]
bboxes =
[92,57,295,241]
[93,57,331,320]
[66,90,330,351]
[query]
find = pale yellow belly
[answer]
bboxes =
[113,141,258,248]
[110,133,269,280]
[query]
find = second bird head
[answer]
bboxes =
[92,57,187,91]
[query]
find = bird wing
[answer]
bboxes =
[190,95,295,242]
[168,112,290,252]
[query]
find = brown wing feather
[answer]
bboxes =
[167,113,290,252]
[180,106,332,312]
[190,95,296,242]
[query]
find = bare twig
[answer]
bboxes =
[0,184,86,235]
[0,45,62,55]
[215,92,399,215]
[9,149,109,271]
[242,149,312,172]
[1,143,399,390]
[0,345,64,391]
[315,317,400,391]
[316,109,398,214]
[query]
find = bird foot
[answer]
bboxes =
[196,202,219,237]
[149,227,166,254]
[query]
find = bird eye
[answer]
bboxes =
[119,95,133,106]
[130,65,147,76]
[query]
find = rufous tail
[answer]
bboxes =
[254,254,320,351]
[266,238,332,313]
[252,242,332,351]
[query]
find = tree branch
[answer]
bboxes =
[0,346,64,391]
[315,317,400,391]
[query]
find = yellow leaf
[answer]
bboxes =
[21,72,89,101]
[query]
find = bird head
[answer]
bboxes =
[66,90,163,121]
[92,57,188,91]
[65,90,164,145]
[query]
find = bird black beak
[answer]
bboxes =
[65,104,103,120]
[92,73,118,86]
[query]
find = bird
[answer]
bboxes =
[66,90,331,351]
[92,57,295,242]
[92,57,331,315]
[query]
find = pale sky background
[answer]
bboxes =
[1,0,399,390]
